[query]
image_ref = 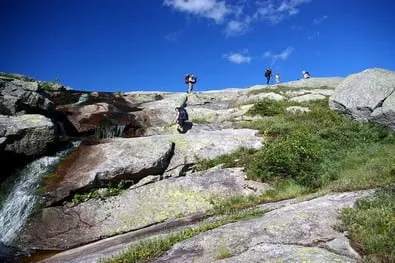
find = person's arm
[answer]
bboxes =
[174,112,179,124]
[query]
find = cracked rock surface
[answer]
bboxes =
[153,190,373,263]
[329,68,395,130]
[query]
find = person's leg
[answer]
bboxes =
[188,83,193,93]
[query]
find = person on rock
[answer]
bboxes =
[275,73,280,84]
[264,69,272,85]
[302,71,311,79]
[184,73,197,93]
[174,106,189,133]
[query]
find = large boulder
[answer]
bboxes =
[154,190,373,263]
[53,91,144,137]
[329,68,395,129]
[19,168,270,250]
[0,114,56,181]
[43,136,175,206]
[247,77,344,91]
[0,76,55,115]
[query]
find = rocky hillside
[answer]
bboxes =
[0,69,394,263]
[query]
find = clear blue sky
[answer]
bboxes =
[1,0,394,92]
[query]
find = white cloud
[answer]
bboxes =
[225,16,252,36]
[254,0,312,24]
[164,0,313,36]
[165,30,183,41]
[264,47,294,65]
[277,0,312,15]
[313,15,328,24]
[308,31,320,40]
[223,51,252,64]
[163,0,230,23]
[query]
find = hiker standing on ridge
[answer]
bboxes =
[185,73,197,93]
[302,71,311,79]
[264,69,272,85]
[275,73,280,84]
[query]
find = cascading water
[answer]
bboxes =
[0,156,59,245]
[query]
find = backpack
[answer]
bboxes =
[178,107,189,122]
[265,70,271,78]
[185,75,190,84]
[190,75,197,84]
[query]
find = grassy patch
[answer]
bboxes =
[0,72,35,81]
[246,99,287,116]
[247,85,331,96]
[339,186,395,263]
[215,246,232,260]
[191,118,211,124]
[71,180,132,205]
[194,147,258,172]
[101,209,265,263]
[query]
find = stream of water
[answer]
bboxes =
[0,156,59,245]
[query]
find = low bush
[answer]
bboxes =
[340,186,395,263]
[250,132,325,188]
[246,99,286,116]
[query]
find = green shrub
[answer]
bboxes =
[194,147,258,172]
[246,99,286,116]
[340,186,395,262]
[250,132,325,188]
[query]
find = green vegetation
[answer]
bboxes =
[101,209,265,263]
[215,246,232,260]
[248,85,331,95]
[246,99,287,116]
[192,97,395,262]
[194,147,257,172]
[0,72,35,81]
[38,80,63,91]
[339,186,395,263]
[191,118,210,124]
[71,180,132,205]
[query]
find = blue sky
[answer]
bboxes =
[1,0,394,92]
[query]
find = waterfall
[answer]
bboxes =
[95,124,125,138]
[0,156,59,245]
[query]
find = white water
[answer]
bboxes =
[0,156,59,245]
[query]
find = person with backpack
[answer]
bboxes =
[174,106,189,133]
[264,69,272,85]
[302,71,311,79]
[185,73,197,93]
[275,73,280,84]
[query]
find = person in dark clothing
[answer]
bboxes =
[264,69,272,85]
[174,107,189,133]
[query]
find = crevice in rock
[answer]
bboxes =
[245,238,359,260]
[373,87,395,110]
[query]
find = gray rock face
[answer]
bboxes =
[278,77,344,89]
[43,137,175,206]
[0,78,55,115]
[289,94,326,103]
[329,68,395,129]
[163,128,263,177]
[19,168,270,250]
[154,190,373,263]
[0,114,55,156]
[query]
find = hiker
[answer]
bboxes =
[275,73,280,84]
[264,69,272,85]
[174,106,189,133]
[185,73,197,93]
[302,71,311,79]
